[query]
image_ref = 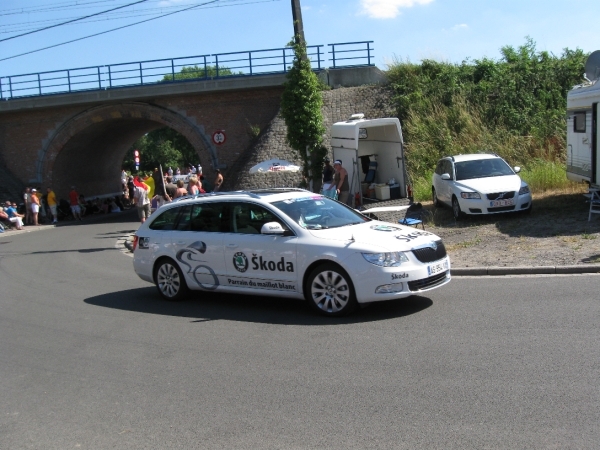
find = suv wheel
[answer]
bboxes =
[305,263,357,316]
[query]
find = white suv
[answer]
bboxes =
[132,189,451,316]
[432,154,532,220]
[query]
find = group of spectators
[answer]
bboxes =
[127,166,224,224]
[0,185,129,233]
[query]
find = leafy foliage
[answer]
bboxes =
[280,40,326,184]
[161,65,236,82]
[387,39,588,184]
[124,127,198,174]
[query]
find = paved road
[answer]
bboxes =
[1,212,599,449]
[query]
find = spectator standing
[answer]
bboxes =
[175,167,181,175]
[322,157,336,199]
[188,175,200,195]
[214,169,223,192]
[46,188,58,223]
[333,159,350,205]
[121,169,127,190]
[174,180,187,198]
[4,201,24,230]
[167,166,173,177]
[23,187,32,225]
[69,186,82,221]
[30,189,40,226]
[164,176,177,198]
[133,177,151,223]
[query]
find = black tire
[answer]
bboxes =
[154,258,189,301]
[452,196,464,220]
[305,263,358,316]
[432,187,441,207]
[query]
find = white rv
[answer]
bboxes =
[330,114,409,203]
[566,50,600,188]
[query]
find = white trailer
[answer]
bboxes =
[330,114,409,204]
[566,51,600,188]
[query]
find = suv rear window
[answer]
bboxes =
[149,206,180,230]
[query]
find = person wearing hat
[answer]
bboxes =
[322,157,336,199]
[333,159,350,205]
[30,188,40,226]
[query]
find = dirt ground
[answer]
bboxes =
[417,191,600,268]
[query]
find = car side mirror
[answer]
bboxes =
[513,166,521,173]
[261,222,294,236]
[441,173,451,180]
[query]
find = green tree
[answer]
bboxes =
[124,127,199,173]
[162,65,236,82]
[280,40,326,189]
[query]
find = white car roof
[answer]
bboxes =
[169,188,317,207]
[446,153,500,163]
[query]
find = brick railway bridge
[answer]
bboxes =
[0,65,384,200]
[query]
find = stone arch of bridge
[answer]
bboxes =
[39,102,217,198]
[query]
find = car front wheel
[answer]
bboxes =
[305,263,357,316]
[452,196,464,220]
[154,259,189,301]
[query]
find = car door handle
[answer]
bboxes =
[226,243,238,249]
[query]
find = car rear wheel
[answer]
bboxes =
[154,259,188,301]
[305,263,357,316]
[432,187,441,207]
[452,196,464,220]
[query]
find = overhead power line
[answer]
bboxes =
[0,0,149,43]
[0,0,221,63]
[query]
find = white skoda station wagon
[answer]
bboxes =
[132,189,451,316]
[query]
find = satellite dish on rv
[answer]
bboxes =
[584,50,600,82]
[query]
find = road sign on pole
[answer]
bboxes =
[212,130,226,145]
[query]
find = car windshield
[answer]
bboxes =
[272,195,369,229]
[454,158,514,181]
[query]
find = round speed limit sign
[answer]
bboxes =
[212,130,226,145]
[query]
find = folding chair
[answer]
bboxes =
[399,202,425,229]
[589,189,600,221]
[364,161,378,184]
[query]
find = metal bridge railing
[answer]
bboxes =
[0,41,372,100]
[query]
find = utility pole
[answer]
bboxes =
[290,0,305,45]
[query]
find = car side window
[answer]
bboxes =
[443,160,454,179]
[149,206,180,230]
[232,202,283,234]
[189,202,230,232]
[435,161,444,175]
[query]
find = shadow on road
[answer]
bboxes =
[85,287,433,325]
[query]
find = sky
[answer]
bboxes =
[1,0,599,78]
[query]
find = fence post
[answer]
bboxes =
[317,46,321,70]
[283,49,287,73]
[108,66,113,88]
[203,55,207,78]
[171,59,175,81]
[67,70,71,92]
[215,55,219,78]
[38,73,42,95]
[139,62,143,85]
[0,78,2,100]
[249,52,253,76]
[330,44,336,69]
[367,42,372,65]
[8,77,12,98]
[97,67,102,89]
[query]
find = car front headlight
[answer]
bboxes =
[519,185,530,195]
[461,192,481,199]
[362,252,409,267]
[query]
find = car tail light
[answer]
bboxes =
[132,235,138,252]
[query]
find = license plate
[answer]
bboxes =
[428,258,449,276]
[490,198,514,207]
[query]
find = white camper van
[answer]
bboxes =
[566,51,600,188]
[330,114,409,204]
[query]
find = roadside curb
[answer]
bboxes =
[452,265,600,276]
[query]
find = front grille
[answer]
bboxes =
[486,191,516,200]
[408,272,448,292]
[487,205,516,212]
[469,208,482,213]
[412,241,447,263]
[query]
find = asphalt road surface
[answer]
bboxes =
[1,211,599,449]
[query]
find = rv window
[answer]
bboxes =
[574,112,586,133]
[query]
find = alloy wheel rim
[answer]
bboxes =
[311,270,349,313]
[157,263,180,297]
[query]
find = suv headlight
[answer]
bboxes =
[461,192,481,199]
[362,252,409,267]
[519,185,530,195]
